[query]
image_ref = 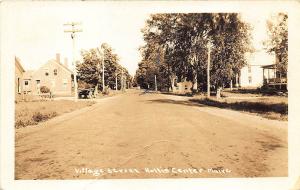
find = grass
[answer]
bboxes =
[226,88,288,96]
[159,88,288,121]
[15,100,95,128]
[191,97,288,121]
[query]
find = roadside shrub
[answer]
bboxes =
[32,111,57,122]
[102,86,110,95]
[40,86,50,93]
[15,120,26,128]
[15,119,37,128]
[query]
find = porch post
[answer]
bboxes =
[267,69,270,83]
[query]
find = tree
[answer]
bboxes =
[77,48,100,87]
[77,43,131,91]
[264,13,288,76]
[136,13,252,92]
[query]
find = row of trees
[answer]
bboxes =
[135,13,252,92]
[77,43,132,92]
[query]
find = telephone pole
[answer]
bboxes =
[121,68,124,92]
[115,73,118,91]
[154,75,157,92]
[64,22,82,101]
[97,47,105,92]
[102,49,105,91]
[207,40,212,98]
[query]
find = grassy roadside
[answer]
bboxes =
[190,97,288,121]
[15,100,95,128]
[160,88,288,121]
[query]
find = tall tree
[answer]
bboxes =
[264,13,288,76]
[77,43,131,91]
[77,48,100,87]
[136,13,252,92]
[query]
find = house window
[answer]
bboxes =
[17,78,21,93]
[45,68,49,76]
[36,80,41,93]
[24,81,29,85]
[63,79,68,90]
[51,80,55,88]
[248,76,252,84]
[248,65,251,73]
[54,69,57,76]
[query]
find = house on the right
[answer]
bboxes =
[239,50,287,91]
[261,63,287,91]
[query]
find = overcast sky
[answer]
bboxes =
[4,1,273,75]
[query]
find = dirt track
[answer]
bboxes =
[15,90,287,179]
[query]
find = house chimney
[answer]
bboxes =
[64,57,68,68]
[56,53,60,63]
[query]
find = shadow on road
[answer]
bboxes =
[146,99,206,107]
[139,90,159,96]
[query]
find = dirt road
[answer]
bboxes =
[15,90,287,179]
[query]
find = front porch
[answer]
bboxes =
[262,64,287,91]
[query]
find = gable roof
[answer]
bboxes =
[44,59,73,74]
[23,70,35,79]
[15,56,25,72]
[245,51,275,66]
[261,64,276,69]
[23,58,74,80]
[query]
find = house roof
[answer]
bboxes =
[245,51,275,66]
[46,59,73,74]
[23,70,35,79]
[261,64,276,69]
[15,56,25,72]
[22,58,74,80]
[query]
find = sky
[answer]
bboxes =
[5,1,273,76]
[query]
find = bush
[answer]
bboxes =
[102,86,110,95]
[15,119,37,128]
[32,111,57,122]
[40,86,50,93]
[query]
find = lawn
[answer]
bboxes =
[191,94,288,121]
[15,100,95,128]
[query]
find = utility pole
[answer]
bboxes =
[207,40,211,98]
[115,73,118,91]
[102,49,105,92]
[121,68,124,92]
[154,75,157,92]
[97,47,105,92]
[94,50,101,96]
[124,76,127,90]
[64,22,82,101]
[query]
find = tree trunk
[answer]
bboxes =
[94,84,99,96]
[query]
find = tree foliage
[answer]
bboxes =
[77,43,131,91]
[264,13,288,75]
[135,13,252,91]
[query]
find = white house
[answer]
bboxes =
[239,51,275,88]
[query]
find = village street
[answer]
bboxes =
[15,89,287,179]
